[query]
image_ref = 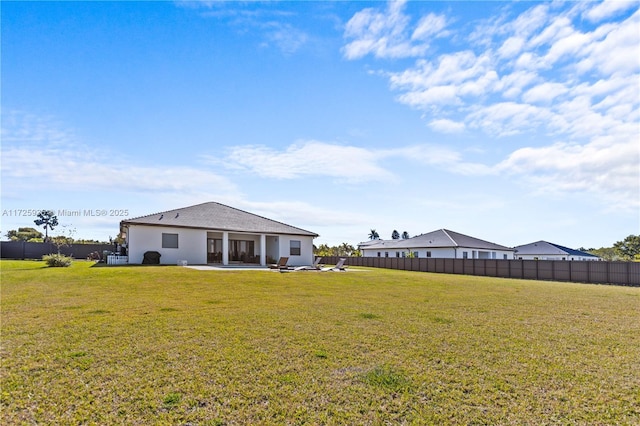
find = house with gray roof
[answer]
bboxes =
[120,202,318,266]
[358,229,515,260]
[513,241,600,261]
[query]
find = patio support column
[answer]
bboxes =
[222,231,229,266]
[260,234,266,266]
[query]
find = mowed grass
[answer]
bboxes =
[1,260,639,425]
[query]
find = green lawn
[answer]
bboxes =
[1,260,639,425]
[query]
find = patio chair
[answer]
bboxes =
[294,257,324,271]
[321,258,347,272]
[268,257,290,270]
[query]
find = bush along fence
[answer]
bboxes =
[320,256,640,287]
[1,241,116,260]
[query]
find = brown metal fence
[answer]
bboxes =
[1,241,115,260]
[320,256,640,287]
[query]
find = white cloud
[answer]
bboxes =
[496,135,639,210]
[428,118,465,133]
[218,140,495,182]
[397,85,460,107]
[412,13,447,41]
[2,147,236,195]
[219,141,394,183]
[578,9,640,77]
[260,21,308,55]
[1,111,237,197]
[584,0,638,22]
[522,82,568,104]
[342,0,446,59]
[343,1,639,209]
[467,102,554,136]
[498,36,525,58]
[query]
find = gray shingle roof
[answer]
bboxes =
[360,229,514,251]
[121,202,318,237]
[513,241,599,258]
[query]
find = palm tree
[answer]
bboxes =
[391,230,400,240]
[368,229,380,240]
[339,242,355,256]
[402,231,410,239]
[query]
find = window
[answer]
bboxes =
[503,254,508,260]
[385,252,389,257]
[290,240,301,256]
[162,233,178,249]
[462,251,468,259]
[426,251,432,258]
[413,252,419,258]
[377,252,381,257]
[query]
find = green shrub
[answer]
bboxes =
[42,253,72,267]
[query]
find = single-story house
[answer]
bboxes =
[359,229,515,260]
[513,241,600,261]
[120,202,318,266]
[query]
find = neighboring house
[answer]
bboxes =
[120,202,318,266]
[359,229,515,260]
[513,241,600,261]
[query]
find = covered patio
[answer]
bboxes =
[206,231,280,266]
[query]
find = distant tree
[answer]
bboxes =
[587,247,619,261]
[315,244,332,257]
[401,231,410,239]
[34,210,58,242]
[5,227,43,242]
[368,229,380,240]
[339,242,356,257]
[391,230,400,240]
[314,243,361,257]
[613,235,640,261]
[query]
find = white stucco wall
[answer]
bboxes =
[515,254,599,261]
[127,225,207,265]
[363,247,513,260]
[278,235,314,266]
[125,225,315,266]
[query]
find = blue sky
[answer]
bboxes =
[2,0,638,249]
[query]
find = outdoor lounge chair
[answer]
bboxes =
[321,258,347,272]
[293,257,323,271]
[268,257,290,270]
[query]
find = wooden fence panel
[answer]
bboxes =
[523,261,538,280]
[510,260,523,279]
[463,259,474,275]
[1,241,114,260]
[475,260,486,276]
[324,256,637,286]
[449,259,460,274]
[588,262,608,284]
[485,260,497,277]
[496,260,510,278]
[537,261,554,281]
[629,263,640,286]
[554,262,571,282]
[609,262,629,285]
[571,262,589,283]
